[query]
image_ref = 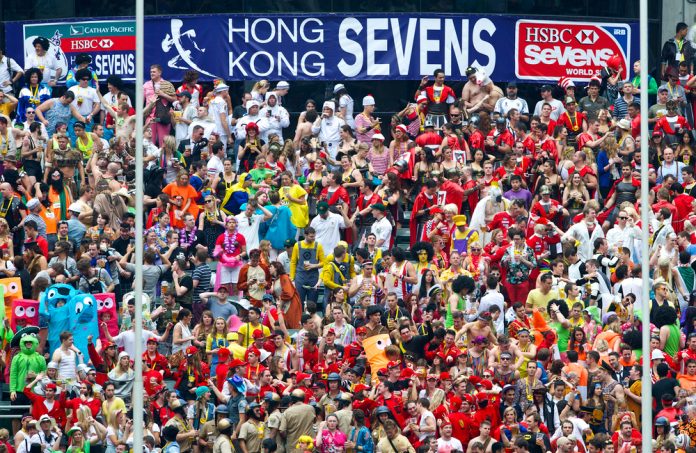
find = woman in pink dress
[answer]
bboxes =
[315,414,347,453]
[213,217,246,294]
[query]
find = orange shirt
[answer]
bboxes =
[162,183,199,229]
[38,205,58,235]
[678,373,696,392]
[563,362,589,387]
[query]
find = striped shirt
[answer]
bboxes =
[192,263,211,304]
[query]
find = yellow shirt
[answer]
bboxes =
[237,322,271,348]
[280,184,309,229]
[102,397,126,425]
[0,102,15,118]
[526,289,560,321]
[229,342,247,361]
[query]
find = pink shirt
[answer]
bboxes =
[354,113,375,144]
[319,429,347,453]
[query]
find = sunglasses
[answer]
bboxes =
[205,199,214,203]
[618,216,628,220]
[26,111,35,114]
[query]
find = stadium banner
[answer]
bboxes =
[6,19,136,82]
[5,14,638,83]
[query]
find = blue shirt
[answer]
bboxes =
[67,218,86,251]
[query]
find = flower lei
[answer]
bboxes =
[223,230,238,255]
[180,227,197,248]
[151,224,169,242]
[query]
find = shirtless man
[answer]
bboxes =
[293,112,315,147]
[466,421,495,453]
[86,152,108,188]
[461,67,502,115]
[460,312,498,347]
[488,334,524,370]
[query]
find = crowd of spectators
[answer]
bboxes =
[1,20,696,453]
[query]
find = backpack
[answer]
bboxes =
[3,56,21,95]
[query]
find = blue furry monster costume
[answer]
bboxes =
[68,292,99,356]
[9,330,46,398]
[39,284,76,354]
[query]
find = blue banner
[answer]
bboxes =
[5,14,640,83]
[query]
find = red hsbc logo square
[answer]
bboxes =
[515,19,631,82]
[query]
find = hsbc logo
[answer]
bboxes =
[69,38,115,50]
[515,20,631,82]
[576,30,598,45]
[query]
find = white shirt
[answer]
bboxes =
[113,329,160,358]
[0,56,22,94]
[311,116,346,159]
[370,216,392,251]
[418,410,436,442]
[174,104,197,144]
[479,290,505,334]
[235,213,264,251]
[68,85,100,116]
[209,96,229,137]
[606,224,641,250]
[189,118,216,139]
[258,104,290,141]
[277,250,291,274]
[562,221,604,261]
[338,94,355,128]
[25,52,59,80]
[235,113,265,141]
[437,437,464,453]
[207,154,224,179]
[533,98,566,121]
[310,212,346,256]
[494,97,530,117]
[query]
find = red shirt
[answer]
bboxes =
[144,369,164,396]
[376,393,406,426]
[143,351,170,377]
[450,412,480,447]
[26,235,48,258]
[655,115,691,135]
[441,180,465,212]
[23,388,67,428]
[416,131,443,148]
[673,193,695,233]
[65,396,101,427]
[243,363,267,382]
[486,129,515,151]
[469,130,485,150]
[352,397,378,428]
[488,211,515,235]
[343,341,364,367]
[462,180,480,213]
[302,346,319,371]
[557,111,587,134]
[531,199,563,221]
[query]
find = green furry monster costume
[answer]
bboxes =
[10,332,46,396]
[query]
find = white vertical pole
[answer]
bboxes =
[132,0,144,449]
[639,1,652,452]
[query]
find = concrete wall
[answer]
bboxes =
[663,0,695,43]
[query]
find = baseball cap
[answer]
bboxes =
[317,201,329,213]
